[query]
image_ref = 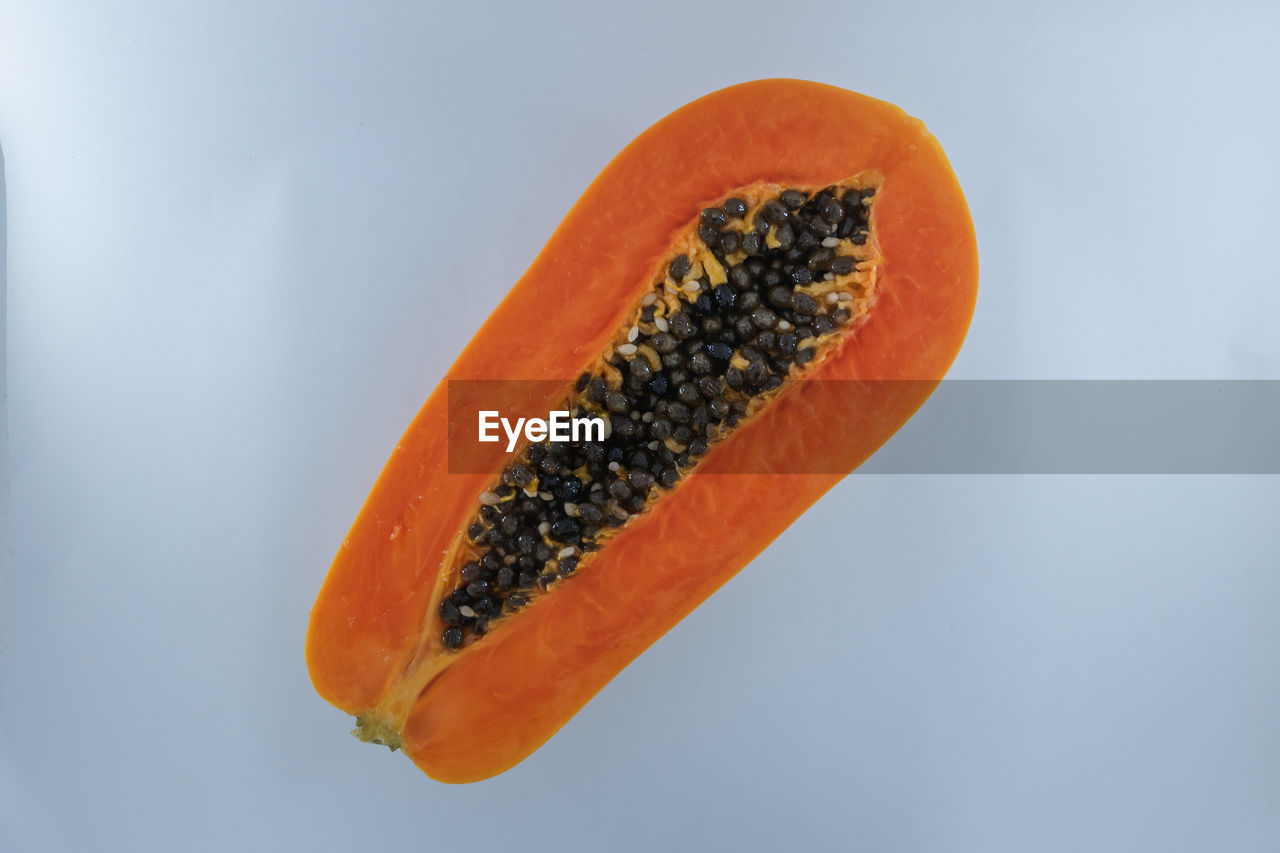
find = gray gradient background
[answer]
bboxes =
[2,1,1278,851]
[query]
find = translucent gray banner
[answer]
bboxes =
[446,380,1280,474]
[860,380,1280,474]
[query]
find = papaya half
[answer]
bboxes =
[306,79,978,783]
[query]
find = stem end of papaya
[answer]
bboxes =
[352,715,402,752]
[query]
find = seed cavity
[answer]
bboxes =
[437,178,880,649]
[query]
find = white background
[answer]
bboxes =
[2,1,1278,850]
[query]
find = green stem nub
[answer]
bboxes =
[353,715,402,752]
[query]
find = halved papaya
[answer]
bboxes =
[306,79,978,783]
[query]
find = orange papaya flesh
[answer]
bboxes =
[306,79,978,783]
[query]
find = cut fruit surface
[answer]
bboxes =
[306,79,978,783]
